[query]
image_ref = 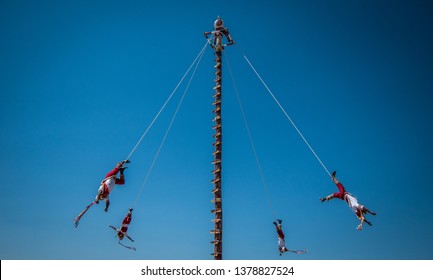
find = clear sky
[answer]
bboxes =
[1,0,433,260]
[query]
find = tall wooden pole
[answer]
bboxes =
[204,17,234,260]
[210,48,223,259]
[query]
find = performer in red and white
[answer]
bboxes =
[95,160,129,212]
[110,208,134,242]
[320,171,376,230]
[273,219,307,255]
[73,160,130,227]
[273,219,288,255]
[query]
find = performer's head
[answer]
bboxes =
[214,16,223,29]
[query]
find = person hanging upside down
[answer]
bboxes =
[273,219,288,255]
[320,171,376,230]
[95,160,129,212]
[109,208,134,242]
[272,219,307,255]
[73,159,130,227]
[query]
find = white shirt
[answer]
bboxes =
[345,193,361,213]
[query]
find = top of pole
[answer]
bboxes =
[204,17,235,51]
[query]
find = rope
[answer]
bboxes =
[125,41,210,161]
[224,51,277,221]
[241,53,331,178]
[131,42,207,207]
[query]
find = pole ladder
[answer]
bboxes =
[204,17,234,260]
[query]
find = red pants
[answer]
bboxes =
[333,182,346,200]
[120,213,132,234]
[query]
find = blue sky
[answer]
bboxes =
[1,0,432,260]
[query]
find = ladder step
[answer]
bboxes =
[211,159,221,164]
[210,230,221,234]
[211,178,221,183]
[211,209,222,213]
[212,100,221,105]
[210,240,220,244]
[211,198,222,203]
[211,188,220,194]
[213,124,222,129]
[212,150,221,155]
[212,219,222,223]
[211,169,221,174]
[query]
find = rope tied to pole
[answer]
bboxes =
[125,41,210,161]
[131,42,208,207]
[241,53,331,178]
[225,51,278,220]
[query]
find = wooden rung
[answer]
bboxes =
[211,169,221,174]
[212,219,222,223]
[211,188,220,194]
[212,150,221,155]
[211,209,222,213]
[212,140,221,146]
[213,124,222,129]
[211,198,222,203]
[210,240,220,244]
[212,100,221,105]
[211,178,221,183]
[211,159,221,164]
[210,230,221,234]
